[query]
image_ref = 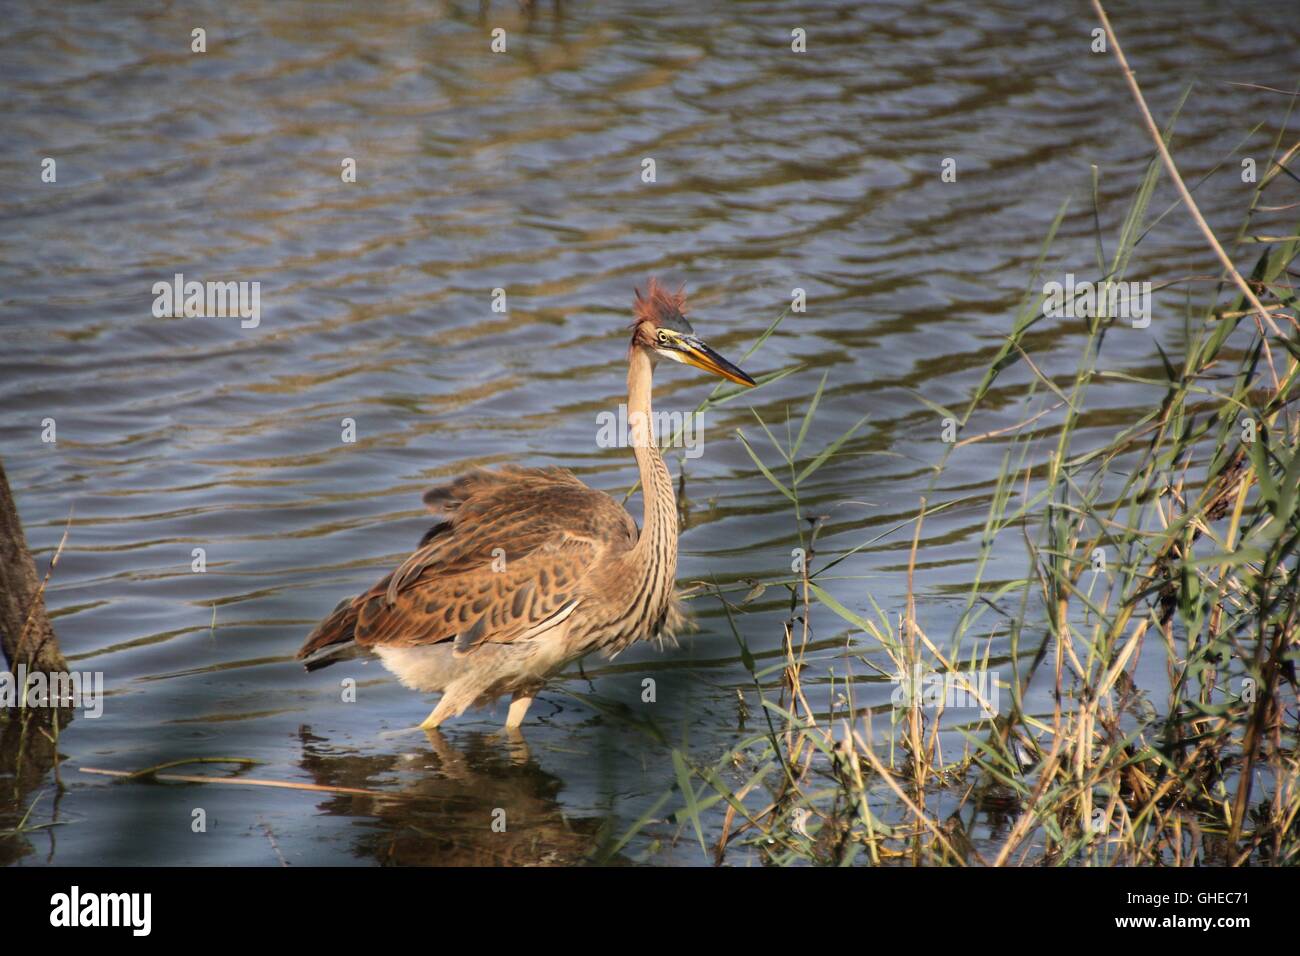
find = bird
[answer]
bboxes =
[296,280,756,732]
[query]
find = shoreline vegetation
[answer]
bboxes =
[608,11,1299,865]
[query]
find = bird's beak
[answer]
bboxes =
[674,335,757,388]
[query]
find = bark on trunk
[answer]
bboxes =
[0,458,67,675]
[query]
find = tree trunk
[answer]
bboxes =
[0,459,71,863]
[0,458,67,675]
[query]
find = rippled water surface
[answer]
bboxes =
[1,0,1296,865]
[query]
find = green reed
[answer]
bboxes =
[612,101,1299,867]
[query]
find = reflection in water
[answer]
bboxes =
[0,710,71,867]
[295,727,613,866]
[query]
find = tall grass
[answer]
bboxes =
[616,107,1300,867]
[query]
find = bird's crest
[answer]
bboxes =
[632,278,693,333]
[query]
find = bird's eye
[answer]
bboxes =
[657,330,670,344]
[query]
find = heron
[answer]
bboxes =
[296,280,756,731]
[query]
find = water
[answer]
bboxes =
[1,0,1294,865]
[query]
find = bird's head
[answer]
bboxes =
[629,279,756,388]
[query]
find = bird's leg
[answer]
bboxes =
[505,690,535,730]
[419,696,456,731]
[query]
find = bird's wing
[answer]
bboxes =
[348,467,638,653]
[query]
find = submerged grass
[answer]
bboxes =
[613,88,1300,866]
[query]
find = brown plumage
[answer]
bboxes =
[297,280,756,731]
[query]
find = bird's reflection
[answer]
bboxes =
[295,726,617,865]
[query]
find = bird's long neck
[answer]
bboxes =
[626,347,678,574]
